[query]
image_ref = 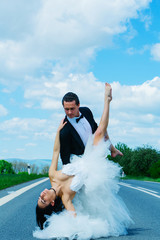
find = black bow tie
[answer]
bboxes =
[76,114,83,123]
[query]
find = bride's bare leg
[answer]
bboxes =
[93,83,112,146]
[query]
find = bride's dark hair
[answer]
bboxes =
[36,196,64,230]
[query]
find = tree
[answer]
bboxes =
[108,143,160,177]
[130,146,160,176]
[108,143,133,175]
[12,161,28,173]
[41,165,49,175]
[30,164,39,174]
[149,160,160,178]
[0,160,14,174]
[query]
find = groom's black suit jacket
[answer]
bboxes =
[60,107,98,165]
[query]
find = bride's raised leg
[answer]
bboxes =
[93,83,112,146]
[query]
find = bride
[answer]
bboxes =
[34,83,132,239]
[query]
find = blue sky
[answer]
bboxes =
[0,0,160,161]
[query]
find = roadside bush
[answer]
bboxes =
[108,143,133,175]
[0,160,14,174]
[18,171,28,175]
[129,146,160,176]
[149,160,160,178]
[108,143,160,177]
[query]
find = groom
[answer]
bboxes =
[60,92,122,165]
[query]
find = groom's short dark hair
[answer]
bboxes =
[62,92,80,106]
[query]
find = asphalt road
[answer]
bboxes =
[0,179,160,240]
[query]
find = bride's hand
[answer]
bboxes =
[58,118,67,131]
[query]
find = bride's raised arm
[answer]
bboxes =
[93,83,112,145]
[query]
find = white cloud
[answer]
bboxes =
[111,77,160,115]
[2,149,8,153]
[106,76,160,149]
[16,148,25,152]
[23,72,104,114]
[139,12,152,30]
[0,40,42,74]
[126,44,150,55]
[23,72,160,120]
[0,104,8,116]
[25,143,37,147]
[23,69,160,152]
[0,0,40,40]
[0,75,160,157]
[18,136,28,139]
[34,132,53,140]
[0,0,152,87]
[1,88,11,93]
[0,117,48,134]
[1,0,159,157]
[150,43,160,61]
[41,99,62,110]
[0,114,61,142]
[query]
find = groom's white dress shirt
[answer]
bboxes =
[67,113,92,146]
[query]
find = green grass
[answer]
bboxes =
[122,175,160,182]
[0,173,48,190]
[1,174,160,191]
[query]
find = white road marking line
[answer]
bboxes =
[7,191,15,194]
[119,182,131,187]
[137,186,158,194]
[144,181,160,184]
[119,182,160,199]
[0,178,49,207]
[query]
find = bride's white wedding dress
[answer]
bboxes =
[33,136,133,239]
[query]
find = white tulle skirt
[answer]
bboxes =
[33,136,133,239]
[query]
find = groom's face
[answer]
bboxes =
[63,100,80,118]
